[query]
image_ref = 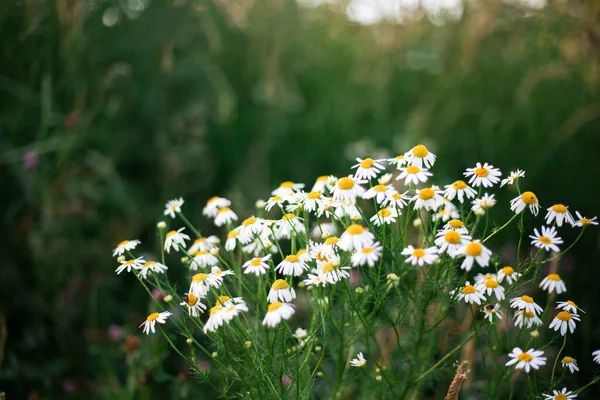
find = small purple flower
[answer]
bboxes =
[24,151,39,169]
[152,288,163,300]
[282,375,291,387]
[108,324,123,342]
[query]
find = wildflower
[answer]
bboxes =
[293,327,308,343]
[350,352,367,368]
[500,169,525,187]
[505,348,546,373]
[510,295,543,315]
[556,300,584,315]
[476,276,505,300]
[302,192,325,213]
[351,242,382,267]
[362,184,397,204]
[403,144,436,169]
[444,219,469,234]
[255,200,266,209]
[561,357,579,374]
[529,226,563,252]
[116,257,145,274]
[352,157,385,180]
[239,216,267,241]
[164,228,190,253]
[411,187,444,211]
[188,236,220,254]
[272,181,304,197]
[452,240,492,271]
[464,162,501,188]
[396,165,432,185]
[332,176,365,202]
[387,273,399,282]
[433,199,459,222]
[388,154,407,168]
[452,281,486,305]
[542,388,577,400]
[267,279,296,303]
[497,266,521,285]
[296,248,312,263]
[482,303,503,322]
[539,274,567,294]
[303,273,327,287]
[190,250,218,270]
[510,191,540,216]
[163,295,173,303]
[338,224,375,251]
[549,311,580,336]
[189,273,219,297]
[180,293,207,317]
[311,175,334,193]
[319,258,351,284]
[204,297,248,333]
[444,180,477,203]
[139,311,172,334]
[434,229,471,255]
[545,204,574,227]
[214,207,238,227]
[242,254,271,276]
[401,245,439,267]
[572,211,598,227]
[202,196,231,218]
[378,173,393,185]
[113,239,141,257]
[164,198,185,218]
[334,199,362,221]
[274,213,306,239]
[265,195,286,212]
[471,194,496,213]
[530,330,539,337]
[275,254,309,277]
[593,349,600,364]
[370,207,398,226]
[157,221,166,229]
[262,302,295,327]
[382,192,409,209]
[139,261,168,279]
[514,310,543,329]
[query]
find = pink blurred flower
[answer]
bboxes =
[24,151,38,169]
[108,324,123,342]
[152,288,163,300]
[282,375,291,387]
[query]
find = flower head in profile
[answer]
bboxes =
[452,281,486,305]
[542,388,577,400]
[403,144,436,169]
[411,187,444,211]
[510,191,540,216]
[338,224,374,251]
[214,207,238,227]
[388,154,407,168]
[401,245,438,267]
[471,193,496,213]
[451,240,492,271]
[362,184,397,204]
[443,180,477,203]
[497,266,521,285]
[464,162,501,188]
[352,157,385,180]
[505,347,546,373]
[561,357,579,374]
[370,207,398,226]
[204,297,248,333]
[262,302,295,327]
[556,300,584,315]
[529,226,563,252]
[139,311,172,334]
[539,273,566,294]
[164,228,190,253]
[549,310,580,336]
[500,169,525,187]
[202,196,231,218]
[545,204,574,227]
[180,293,207,317]
[396,165,432,185]
[164,198,184,218]
[138,260,168,279]
[350,352,367,368]
[113,239,141,257]
[351,242,382,267]
[275,254,309,277]
[572,211,598,228]
[116,257,145,275]
[513,310,543,329]
[510,295,543,315]
[272,181,304,198]
[267,279,296,303]
[243,255,271,276]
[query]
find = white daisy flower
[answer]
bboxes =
[225,229,244,251]
[275,254,309,277]
[510,295,543,315]
[243,254,271,275]
[362,184,397,204]
[274,213,306,240]
[370,207,398,226]
[396,165,432,185]
[510,191,540,216]
[452,281,486,305]
[411,187,444,211]
[180,293,207,317]
[272,181,304,197]
[164,198,185,219]
[403,144,436,169]
[513,310,543,329]
[351,242,382,267]
[539,273,567,294]
[452,240,492,271]
[464,162,501,188]
[202,196,231,218]
[476,276,505,300]
[401,245,438,267]
[311,175,335,193]
[443,180,477,203]
[572,211,598,228]
[319,237,340,259]
[139,311,172,334]
[500,169,525,187]
[556,301,584,315]
[529,226,563,252]
[190,250,218,270]
[497,266,521,285]
[262,302,295,327]
[318,258,351,284]
[332,176,365,202]
[189,272,216,297]
[545,204,574,227]
[267,279,296,303]
[549,310,580,336]
[213,207,238,227]
[239,216,267,242]
[303,273,327,287]
[381,192,409,209]
[482,303,503,322]
[138,260,168,279]
[295,248,312,263]
[352,157,385,180]
[204,297,248,333]
[443,219,469,234]
[561,357,579,374]
[433,200,460,222]
[265,195,286,212]
[543,388,577,400]
[113,239,141,257]
[593,349,600,364]
[333,199,362,221]
[302,191,325,213]
[506,348,546,373]
[471,193,496,213]
[434,229,471,255]
[378,173,393,185]
[338,224,375,251]
[350,352,367,368]
[188,236,219,254]
[164,228,190,253]
[387,154,407,168]
[294,327,308,343]
[116,257,145,275]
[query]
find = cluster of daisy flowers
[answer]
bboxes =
[112,144,599,397]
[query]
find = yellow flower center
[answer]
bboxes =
[307,191,321,199]
[360,158,375,169]
[547,273,561,281]
[517,353,533,362]
[227,230,240,239]
[465,242,483,257]
[538,236,551,245]
[452,180,467,189]
[271,195,282,202]
[209,305,223,316]
[551,204,567,213]
[378,208,392,218]
[272,279,290,290]
[124,260,135,265]
[322,263,336,273]
[143,261,156,268]
[419,188,435,200]
[171,204,179,210]
[338,177,355,190]
[249,258,262,266]
[166,231,176,238]
[185,293,198,306]
[392,193,401,200]
[194,250,209,257]
[522,310,535,318]
[362,247,374,254]
[396,155,404,160]
[567,300,578,308]
[373,184,387,193]
[501,266,514,275]
[580,218,591,225]
[316,251,328,263]
[118,240,129,247]
[218,207,231,214]
[285,255,299,263]
[562,356,574,364]
[192,273,209,282]
[556,394,568,400]
[557,311,572,321]
[412,248,425,258]
[406,165,420,174]
[317,175,329,182]
[520,191,537,205]
[485,279,499,288]
[243,217,257,226]
[216,296,230,305]
[194,238,206,244]
[475,167,489,177]
[448,219,464,229]
[207,196,219,204]
[325,237,339,245]
[268,302,283,312]
[411,144,429,158]
[521,295,534,304]
[347,224,365,235]
[280,181,295,189]
[282,213,296,221]
[296,249,307,257]
[146,312,160,321]
[444,231,461,244]
[462,285,476,294]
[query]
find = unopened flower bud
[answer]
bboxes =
[376,375,382,381]
[355,287,364,294]
[530,330,539,338]
[375,367,381,373]
[244,341,252,348]
[157,221,167,229]
[163,295,173,303]
[317,371,324,377]
[387,273,399,282]
[186,338,193,345]
[413,218,422,228]
[181,256,189,264]
[255,200,265,209]
[212,352,218,358]
[297,281,305,288]
[117,256,126,263]
[314,346,322,352]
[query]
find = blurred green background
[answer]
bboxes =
[1,0,600,398]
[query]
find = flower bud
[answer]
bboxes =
[212,352,218,358]
[157,221,167,229]
[413,218,422,228]
[163,295,173,303]
[530,330,539,338]
[355,287,364,294]
[181,256,189,264]
[314,346,322,352]
[387,273,399,282]
[244,341,252,348]
[209,247,219,256]
[376,375,382,381]
[186,338,193,345]
[255,200,265,209]
[317,371,324,377]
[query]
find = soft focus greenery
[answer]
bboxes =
[1,0,599,398]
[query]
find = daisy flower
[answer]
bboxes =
[188,236,220,254]
[190,250,218,270]
[214,207,238,227]
[388,154,407,168]
[434,229,471,255]
[351,242,382,267]
[464,162,501,188]
[396,165,432,185]
[545,204,574,227]
[500,169,525,187]
[164,198,184,218]
[510,191,540,216]
[556,301,584,315]
[378,173,393,185]
[275,254,309,277]
[274,213,306,240]
[505,348,546,373]
[116,257,145,275]
[332,176,365,202]
[482,303,503,322]
[138,260,168,279]
[401,245,438,267]
[471,193,496,213]
[452,240,492,271]
[311,175,335,193]
[139,311,172,334]
[529,226,563,252]
[403,144,436,169]
[539,273,567,294]
[444,219,469,234]
[319,258,351,284]
[225,229,241,251]
[510,295,543,315]
[543,388,577,400]
[239,216,267,241]
[303,273,327,287]
[561,357,579,374]
[411,187,444,211]
[350,352,367,368]
[443,180,477,203]
[572,211,598,227]
[381,192,409,209]
[319,236,340,259]
[189,273,215,297]
[243,255,271,276]
[352,157,385,180]
[452,281,486,305]
[476,276,505,300]
[302,191,325,213]
[593,350,600,364]
[164,228,190,253]
[549,311,580,336]
[262,302,295,327]
[267,279,296,303]
[295,248,312,263]
[272,181,304,197]
[294,328,308,346]
[338,224,375,251]
[265,195,286,212]
[497,266,521,285]
[514,310,543,329]
[204,297,248,333]
[180,293,207,317]
[362,184,397,204]
[113,239,141,257]
[370,207,398,226]
[202,196,231,218]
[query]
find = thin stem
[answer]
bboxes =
[551,335,567,385]
[414,331,476,383]
[177,211,202,238]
